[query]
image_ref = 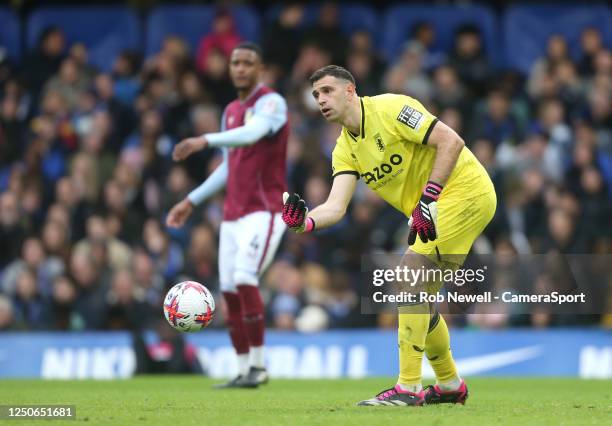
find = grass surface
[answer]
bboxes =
[0,377,610,425]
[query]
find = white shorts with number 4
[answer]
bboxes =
[219,211,285,292]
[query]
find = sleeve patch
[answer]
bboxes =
[261,98,278,114]
[397,105,424,130]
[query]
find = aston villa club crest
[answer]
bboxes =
[374,133,385,152]
[245,107,254,123]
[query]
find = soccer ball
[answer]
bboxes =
[163,281,215,332]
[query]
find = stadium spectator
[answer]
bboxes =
[578,27,604,77]
[12,268,47,329]
[1,237,63,298]
[0,191,25,268]
[105,269,151,330]
[545,208,582,253]
[143,218,184,282]
[345,48,381,97]
[42,57,90,112]
[196,10,242,74]
[574,165,610,246]
[0,92,26,168]
[469,88,523,146]
[558,67,585,121]
[266,261,305,330]
[183,224,218,287]
[0,294,15,330]
[439,107,464,135]
[69,43,97,82]
[166,71,208,139]
[528,35,570,99]
[198,46,235,108]
[347,30,386,87]
[303,2,347,65]
[159,36,192,74]
[54,176,91,241]
[111,50,142,106]
[101,178,142,244]
[73,214,132,272]
[319,269,358,327]
[448,24,491,96]
[177,104,220,184]
[262,3,305,77]
[410,21,446,71]
[290,43,332,93]
[70,249,109,329]
[122,108,173,176]
[22,26,66,100]
[431,65,468,116]
[518,168,549,245]
[132,247,165,309]
[586,74,612,139]
[384,41,432,101]
[44,275,79,330]
[80,111,119,180]
[20,181,45,230]
[94,73,135,152]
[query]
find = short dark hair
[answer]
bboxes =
[309,65,356,85]
[233,41,263,60]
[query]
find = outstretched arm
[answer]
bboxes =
[173,93,288,160]
[172,116,273,161]
[282,174,357,232]
[308,174,358,229]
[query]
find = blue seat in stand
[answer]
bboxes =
[381,5,500,66]
[27,6,141,72]
[0,8,21,62]
[504,4,612,73]
[264,3,379,38]
[145,5,260,57]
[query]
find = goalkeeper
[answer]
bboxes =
[282,65,496,406]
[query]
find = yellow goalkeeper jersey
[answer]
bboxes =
[331,94,493,217]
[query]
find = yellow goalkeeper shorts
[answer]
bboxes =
[410,186,497,269]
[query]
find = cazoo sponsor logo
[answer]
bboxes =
[361,154,404,186]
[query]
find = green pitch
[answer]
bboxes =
[1,377,609,426]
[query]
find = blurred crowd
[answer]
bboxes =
[0,3,611,333]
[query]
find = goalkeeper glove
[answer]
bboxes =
[408,181,442,245]
[282,192,315,233]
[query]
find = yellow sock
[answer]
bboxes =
[425,312,460,385]
[397,303,430,387]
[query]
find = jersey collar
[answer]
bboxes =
[240,83,264,105]
[347,97,366,141]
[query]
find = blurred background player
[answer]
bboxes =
[282,65,495,406]
[166,42,288,388]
